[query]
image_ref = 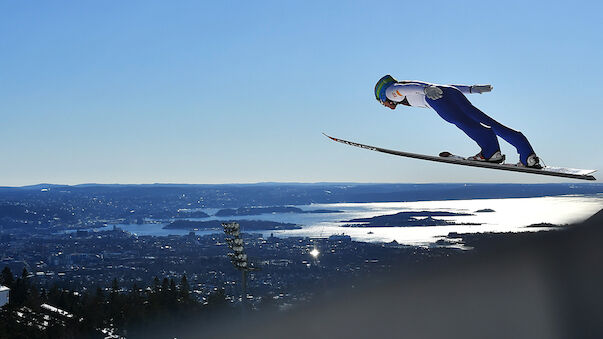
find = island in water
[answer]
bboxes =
[214,206,342,217]
[342,211,479,227]
[474,208,496,213]
[524,222,562,228]
[163,219,302,231]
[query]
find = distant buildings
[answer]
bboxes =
[328,234,352,242]
[0,285,9,307]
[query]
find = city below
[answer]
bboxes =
[1,183,602,338]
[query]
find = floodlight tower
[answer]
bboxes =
[222,222,253,311]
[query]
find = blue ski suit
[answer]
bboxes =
[384,81,535,164]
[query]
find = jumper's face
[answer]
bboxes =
[382,99,397,110]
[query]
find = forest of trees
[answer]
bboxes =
[0,266,235,338]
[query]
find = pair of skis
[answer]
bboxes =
[323,134,596,181]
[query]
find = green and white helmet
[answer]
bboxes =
[374,75,397,104]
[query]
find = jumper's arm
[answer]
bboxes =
[452,84,493,94]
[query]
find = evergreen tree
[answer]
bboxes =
[147,277,162,318]
[109,278,125,331]
[93,286,107,327]
[110,278,119,300]
[131,283,141,302]
[179,274,191,302]
[15,268,31,306]
[57,289,68,309]
[85,287,107,330]
[126,282,144,328]
[161,277,169,293]
[169,278,177,305]
[11,278,26,306]
[40,288,48,303]
[152,276,160,293]
[205,287,228,312]
[21,267,29,280]
[47,284,61,305]
[169,278,176,292]
[26,285,41,308]
[94,286,105,302]
[161,277,170,307]
[1,266,14,288]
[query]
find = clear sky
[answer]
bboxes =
[1,0,601,186]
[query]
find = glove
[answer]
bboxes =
[424,86,443,100]
[471,84,493,94]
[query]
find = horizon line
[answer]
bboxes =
[1,182,600,189]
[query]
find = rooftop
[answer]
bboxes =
[0,285,9,292]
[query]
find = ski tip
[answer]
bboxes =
[322,133,336,141]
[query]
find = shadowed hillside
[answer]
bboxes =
[191,209,603,339]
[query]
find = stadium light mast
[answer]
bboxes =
[222,222,256,311]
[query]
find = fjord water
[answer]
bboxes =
[116,194,603,246]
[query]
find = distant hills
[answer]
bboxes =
[1,183,600,206]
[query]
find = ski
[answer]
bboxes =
[324,133,597,181]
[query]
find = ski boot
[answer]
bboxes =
[517,154,543,169]
[467,151,505,164]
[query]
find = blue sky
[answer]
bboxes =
[1,0,601,185]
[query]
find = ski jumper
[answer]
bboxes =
[385,81,536,164]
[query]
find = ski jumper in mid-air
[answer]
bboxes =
[374,75,542,168]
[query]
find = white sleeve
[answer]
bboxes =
[451,84,472,94]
